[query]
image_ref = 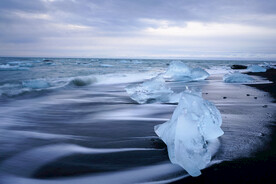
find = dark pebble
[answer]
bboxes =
[231,64,247,69]
[254,97,257,99]
[262,105,268,108]
[246,94,250,96]
[223,97,227,99]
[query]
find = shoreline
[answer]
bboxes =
[173,69,276,184]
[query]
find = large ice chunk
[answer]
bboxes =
[163,61,209,82]
[125,77,181,104]
[223,72,255,83]
[154,92,224,176]
[247,65,267,73]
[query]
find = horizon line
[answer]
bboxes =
[1,55,276,62]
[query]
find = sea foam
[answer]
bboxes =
[0,64,29,71]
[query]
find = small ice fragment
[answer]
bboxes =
[154,92,224,176]
[125,76,180,104]
[163,61,209,82]
[100,64,113,67]
[22,79,50,89]
[247,65,267,72]
[223,72,255,83]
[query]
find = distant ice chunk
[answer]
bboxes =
[69,76,97,87]
[100,64,113,67]
[120,60,129,63]
[22,79,50,89]
[125,77,181,104]
[154,92,224,176]
[163,61,209,82]
[223,72,255,83]
[132,60,142,64]
[247,65,267,73]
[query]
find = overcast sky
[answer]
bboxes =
[0,0,276,59]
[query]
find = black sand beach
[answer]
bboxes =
[0,62,275,184]
[173,69,276,184]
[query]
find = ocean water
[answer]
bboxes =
[0,57,275,183]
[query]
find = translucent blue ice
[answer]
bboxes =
[163,61,209,82]
[22,79,50,89]
[247,65,267,72]
[223,72,255,83]
[154,91,224,176]
[125,77,181,104]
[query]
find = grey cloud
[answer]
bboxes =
[0,0,276,58]
[46,0,276,28]
[0,0,46,13]
[2,0,276,32]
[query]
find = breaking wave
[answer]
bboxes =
[68,76,97,87]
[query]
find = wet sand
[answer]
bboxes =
[247,69,276,101]
[173,69,276,184]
